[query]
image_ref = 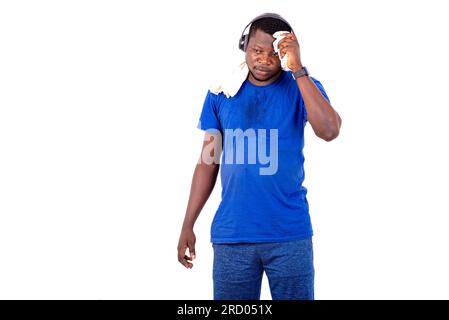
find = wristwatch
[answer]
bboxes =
[292,66,309,79]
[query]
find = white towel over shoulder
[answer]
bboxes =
[209,61,248,98]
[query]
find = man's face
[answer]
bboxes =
[245,29,282,85]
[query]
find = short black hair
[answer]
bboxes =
[248,17,292,40]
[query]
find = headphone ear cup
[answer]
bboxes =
[239,34,248,51]
[239,35,245,51]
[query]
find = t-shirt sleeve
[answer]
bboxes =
[196,90,222,133]
[301,76,331,123]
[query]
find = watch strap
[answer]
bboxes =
[292,67,309,79]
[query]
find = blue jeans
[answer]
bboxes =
[212,238,314,300]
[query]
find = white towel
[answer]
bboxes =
[209,61,248,98]
[209,31,292,98]
[272,31,292,72]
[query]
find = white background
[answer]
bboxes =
[1,0,448,299]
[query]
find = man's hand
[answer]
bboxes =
[277,32,303,72]
[177,228,196,269]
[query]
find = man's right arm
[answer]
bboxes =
[177,132,221,269]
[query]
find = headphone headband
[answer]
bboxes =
[238,13,293,51]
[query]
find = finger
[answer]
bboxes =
[280,50,286,59]
[277,39,296,49]
[188,242,196,260]
[183,254,193,268]
[279,47,287,58]
[279,38,296,44]
[279,43,299,53]
[277,41,288,50]
[177,245,189,264]
[179,256,193,268]
[178,252,193,268]
[280,49,289,59]
[277,38,289,46]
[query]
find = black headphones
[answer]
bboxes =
[238,13,293,52]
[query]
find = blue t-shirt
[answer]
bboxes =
[197,70,330,243]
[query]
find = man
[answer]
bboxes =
[177,13,342,300]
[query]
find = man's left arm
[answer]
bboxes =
[278,32,342,141]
